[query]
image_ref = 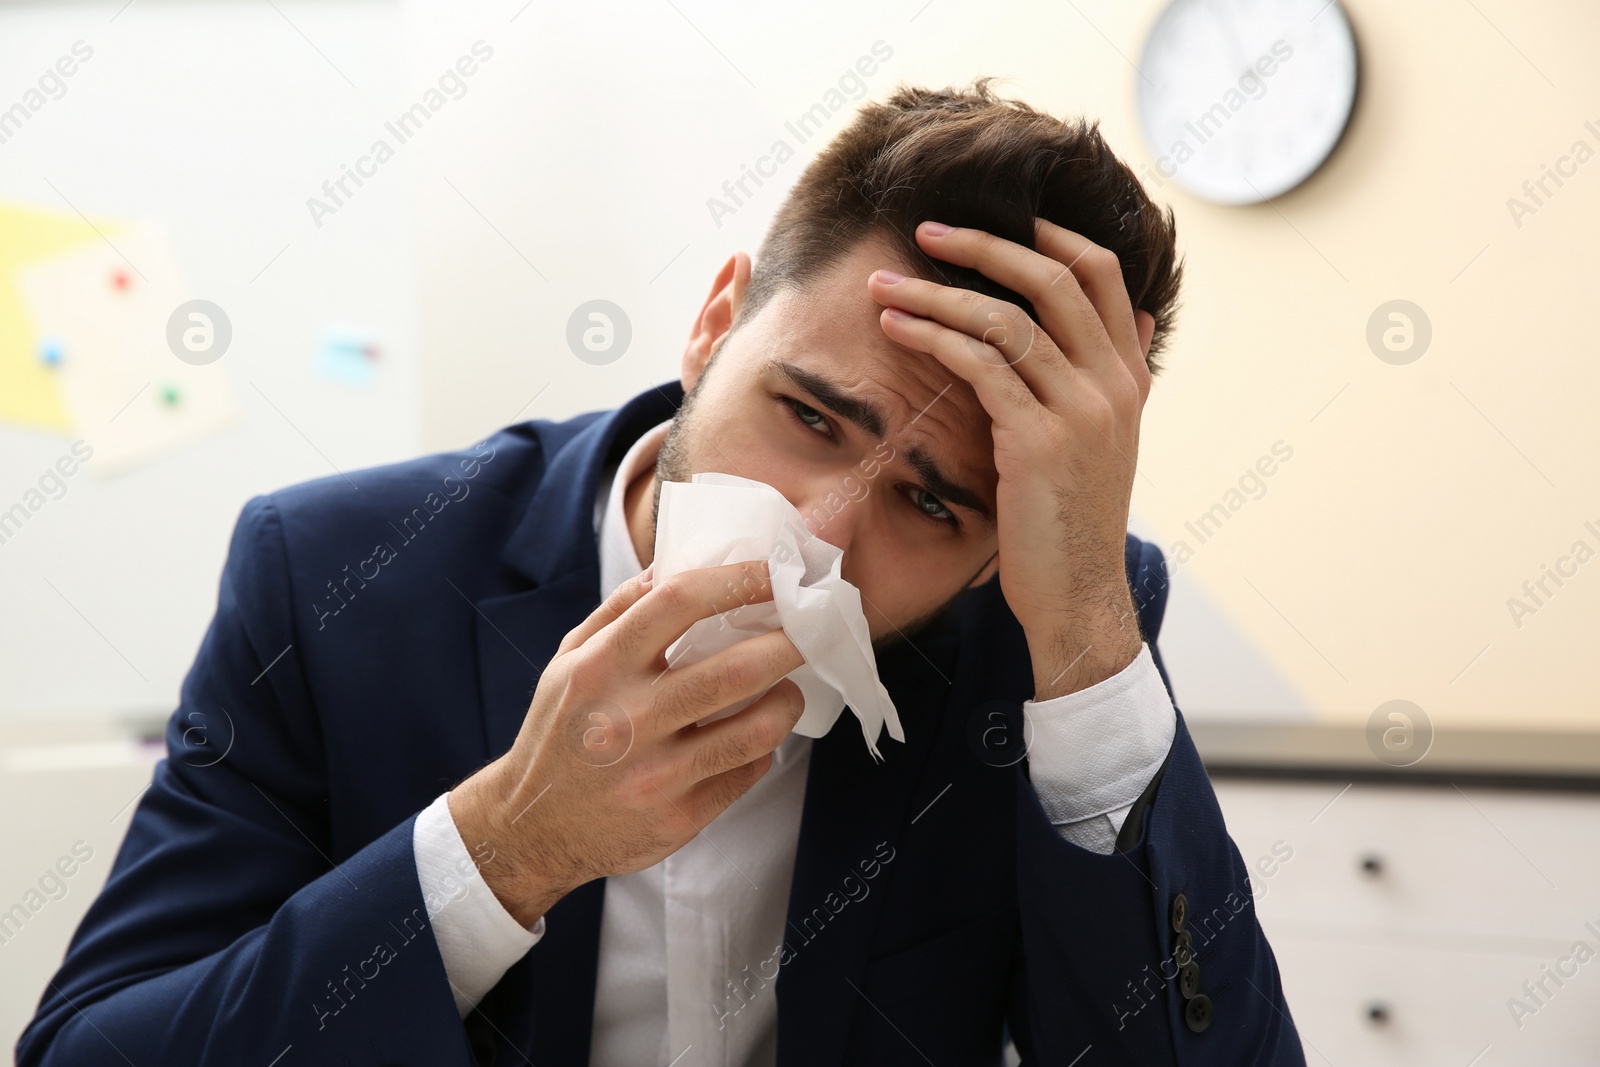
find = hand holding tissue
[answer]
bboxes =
[652,472,904,761]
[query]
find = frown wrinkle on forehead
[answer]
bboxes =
[759,356,996,527]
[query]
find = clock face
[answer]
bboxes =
[1136,0,1359,205]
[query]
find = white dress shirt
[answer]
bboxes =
[413,417,1177,1065]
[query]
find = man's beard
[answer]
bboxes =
[647,367,705,535]
[646,357,983,655]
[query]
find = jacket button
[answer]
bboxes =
[1184,992,1213,1033]
[1172,929,1194,968]
[1170,892,1188,933]
[1178,961,1202,999]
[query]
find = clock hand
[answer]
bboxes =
[1206,0,1257,86]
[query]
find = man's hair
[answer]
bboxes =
[734,77,1184,374]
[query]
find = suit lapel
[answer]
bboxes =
[775,625,960,1067]
[467,381,684,1062]
[473,569,601,761]
[474,379,685,761]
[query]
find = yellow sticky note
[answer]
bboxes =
[16,223,240,476]
[0,201,126,432]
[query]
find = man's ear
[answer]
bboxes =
[967,552,1000,589]
[682,251,752,392]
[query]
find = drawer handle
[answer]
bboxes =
[1359,853,1384,877]
[1366,1001,1391,1027]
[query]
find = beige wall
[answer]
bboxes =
[410,0,1600,729]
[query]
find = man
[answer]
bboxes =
[20,80,1303,1065]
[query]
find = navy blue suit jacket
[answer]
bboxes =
[20,380,1303,1066]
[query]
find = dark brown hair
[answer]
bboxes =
[735,77,1184,374]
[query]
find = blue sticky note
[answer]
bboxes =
[314,325,380,386]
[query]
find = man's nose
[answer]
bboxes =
[788,479,864,554]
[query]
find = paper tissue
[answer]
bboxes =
[652,472,904,761]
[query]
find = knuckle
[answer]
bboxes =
[1000,373,1036,409]
[661,668,718,722]
[1034,420,1068,456]
[563,651,606,694]
[962,289,996,316]
[653,575,692,616]
[771,643,805,689]
[605,576,639,611]
[1132,364,1153,403]
[978,303,1022,346]
[609,608,651,660]
[730,760,766,798]
[1109,370,1141,410]
[708,765,761,815]
[743,711,783,758]
[616,759,660,809]
[684,791,722,830]
[976,296,1018,328]
[1089,246,1121,276]
[692,733,747,781]
[1003,310,1035,355]
[758,708,790,752]
[741,754,774,789]
[951,327,1002,367]
[783,680,805,721]
[716,649,753,694]
[1084,397,1117,434]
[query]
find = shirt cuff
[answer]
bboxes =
[1021,642,1176,841]
[413,790,546,1017]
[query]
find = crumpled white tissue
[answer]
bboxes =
[652,472,903,761]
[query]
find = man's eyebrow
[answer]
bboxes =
[771,359,885,437]
[767,358,995,526]
[903,445,993,525]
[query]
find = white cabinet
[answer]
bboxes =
[1213,778,1600,1067]
[0,726,163,1057]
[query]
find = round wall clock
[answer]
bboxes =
[1136,0,1360,204]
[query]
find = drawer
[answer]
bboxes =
[0,747,160,1055]
[1270,935,1600,1067]
[1211,779,1600,940]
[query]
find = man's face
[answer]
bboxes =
[654,232,1002,649]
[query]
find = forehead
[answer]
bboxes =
[746,232,995,461]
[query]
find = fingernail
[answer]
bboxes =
[640,563,653,587]
[874,269,905,284]
[921,221,952,236]
[886,307,915,320]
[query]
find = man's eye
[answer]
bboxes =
[907,487,958,528]
[780,396,834,438]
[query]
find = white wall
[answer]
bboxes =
[0,0,420,721]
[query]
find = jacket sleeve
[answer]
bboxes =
[1003,539,1305,1066]
[16,495,474,1067]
